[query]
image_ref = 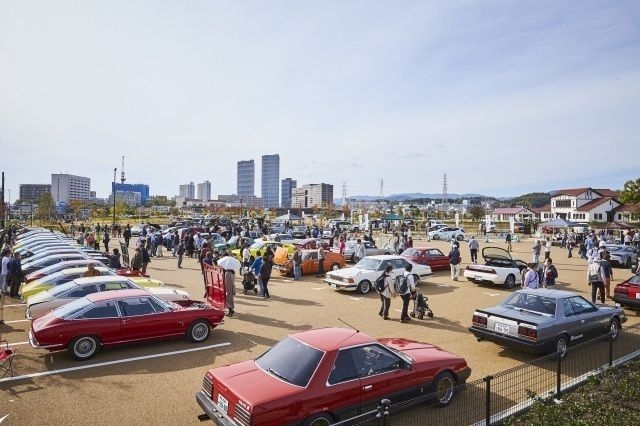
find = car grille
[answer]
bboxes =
[202,375,213,399]
[234,404,252,426]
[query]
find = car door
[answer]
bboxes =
[74,301,122,345]
[426,249,447,270]
[117,297,165,342]
[565,296,606,341]
[302,251,318,275]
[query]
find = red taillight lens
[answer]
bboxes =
[614,285,628,296]
[472,314,487,327]
[518,326,537,340]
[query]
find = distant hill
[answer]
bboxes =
[334,193,491,204]
[495,192,552,208]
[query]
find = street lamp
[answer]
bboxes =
[112,168,117,229]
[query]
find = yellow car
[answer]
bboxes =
[230,240,296,260]
[20,266,164,300]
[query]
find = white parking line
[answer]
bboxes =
[312,287,326,291]
[483,292,500,297]
[349,297,364,301]
[7,341,31,347]
[3,319,29,324]
[2,304,25,308]
[0,341,231,384]
[437,284,451,287]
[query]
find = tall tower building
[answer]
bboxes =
[261,154,280,208]
[237,160,255,197]
[197,181,212,201]
[51,174,91,204]
[281,178,297,208]
[179,182,195,198]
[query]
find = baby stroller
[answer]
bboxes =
[409,292,434,319]
[241,266,258,295]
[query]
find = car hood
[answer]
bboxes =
[212,360,302,406]
[26,290,55,307]
[326,267,375,278]
[482,247,513,262]
[479,306,555,326]
[379,338,464,363]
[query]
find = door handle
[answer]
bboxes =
[362,385,373,390]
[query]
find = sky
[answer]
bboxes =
[1,1,639,202]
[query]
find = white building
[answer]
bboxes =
[291,183,334,209]
[197,181,212,201]
[108,191,142,207]
[51,173,91,204]
[548,188,620,223]
[179,182,195,198]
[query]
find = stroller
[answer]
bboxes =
[409,292,434,319]
[241,266,258,295]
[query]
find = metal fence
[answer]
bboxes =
[332,323,640,426]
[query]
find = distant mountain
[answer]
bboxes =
[334,193,493,204]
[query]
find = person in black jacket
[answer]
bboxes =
[104,248,122,269]
[8,252,24,298]
[123,225,132,247]
[258,254,273,299]
[141,245,151,275]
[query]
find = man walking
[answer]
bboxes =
[8,252,24,299]
[448,245,462,281]
[316,245,325,278]
[292,248,302,281]
[0,249,11,295]
[398,264,416,323]
[587,256,606,304]
[123,225,131,248]
[468,236,479,264]
[377,265,394,320]
[354,239,366,263]
[522,263,539,289]
[505,232,512,252]
[532,240,541,265]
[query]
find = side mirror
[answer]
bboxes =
[404,361,412,371]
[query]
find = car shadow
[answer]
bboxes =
[402,316,469,335]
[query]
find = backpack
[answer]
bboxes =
[395,275,409,294]
[375,274,387,293]
[588,262,602,283]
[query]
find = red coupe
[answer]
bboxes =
[196,327,470,425]
[30,288,225,360]
[401,247,450,271]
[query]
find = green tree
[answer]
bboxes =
[468,205,486,222]
[37,192,55,220]
[619,178,640,204]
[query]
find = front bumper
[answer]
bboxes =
[468,326,556,354]
[195,390,237,425]
[323,278,356,291]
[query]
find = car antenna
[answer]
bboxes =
[338,318,359,333]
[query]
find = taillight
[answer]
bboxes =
[614,285,628,296]
[472,314,487,327]
[518,326,537,341]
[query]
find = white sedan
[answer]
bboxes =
[323,255,432,294]
[428,227,466,241]
[463,247,528,289]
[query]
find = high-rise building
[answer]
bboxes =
[291,183,334,209]
[179,182,195,198]
[281,178,297,208]
[197,181,212,201]
[261,154,280,208]
[19,184,51,203]
[237,160,255,196]
[51,174,91,204]
[112,183,150,204]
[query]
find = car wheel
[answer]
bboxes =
[331,263,340,271]
[357,280,372,294]
[456,234,464,241]
[384,252,391,255]
[609,318,621,340]
[187,319,210,343]
[431,371,456,407]
[556,335,569,360]
[503,274,516,289]
[350,254,355,262]
[433,235,440,240]
[626,258,631,268]
[69,335,100,361]
[303,412,334,426]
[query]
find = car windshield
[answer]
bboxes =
[47,282,79,296]
[500,292,556,317]
[38,271,66,285]
[402,248,421,256]
[628,274,640,285]
[250,241,265,249]
[53,297,93,319]
[354,258,382,271]
[255,336,324,387]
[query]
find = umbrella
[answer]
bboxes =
[217,256,242,273]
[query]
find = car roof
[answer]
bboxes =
[59,266,111,276]
[86,288,150,302]
[292,327,374,351]
[363,255,403,260]
[72,276,132,285]
[516,288,577,298]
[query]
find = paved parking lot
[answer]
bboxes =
[1,235,638,425]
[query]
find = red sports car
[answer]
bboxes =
[401,247,450,271]
[291,238,330,250]
[196,327,470,425]
[29,288,225,360]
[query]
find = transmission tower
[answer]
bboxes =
[341,182,347,206]
[442,173,448,206]
[379,179,384,199]
[120,156,126,184]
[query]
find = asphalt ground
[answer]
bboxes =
[1,234,638,425]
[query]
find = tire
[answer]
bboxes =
[433,235,440,240]
[350,254,355,262]
[331,263,340,271]
[303,412,334,426]
[503,274,516,289]
[431,371,456,407]
[187,319,210,343]
[69,335,100,361]
[383,252,391,255]
[556,335,569,360]
[357,280,372,294]
[626,258,631,268]
[456,234,464,241]
[609,318,621,341]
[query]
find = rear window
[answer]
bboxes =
[53,297,93,319]
[255,336,324,387]
[501,292,556,316]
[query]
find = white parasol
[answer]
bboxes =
[217,256,242,273]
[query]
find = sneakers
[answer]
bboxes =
[453,277,458,281]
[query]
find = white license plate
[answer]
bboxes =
[331,283,338,289]
[636,293,640,300]
[495,323,510,334]
[217,394,228,414]
[474,275,483,281]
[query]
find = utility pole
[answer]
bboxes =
[113,168,117,228]
[1,172,5,230]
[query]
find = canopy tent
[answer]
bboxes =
[381,213,403,221]
[273,212,303,222]
[539,218,577,228]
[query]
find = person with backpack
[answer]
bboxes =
[376,265,394,320]
[522,263,539,289]
[448,245,462,281]
[396,264,416,323]
[505,232,512,252]
[587,257,606,303]
[542,258,558,288]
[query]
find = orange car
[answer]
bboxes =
[274,248,345,277]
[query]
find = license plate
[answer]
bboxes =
[217,394,228,414]
[636,293,640,300]
[495,323,510,334]
[331,283,338,289]
[474,275,483,281]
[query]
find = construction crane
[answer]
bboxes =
[120,155,126,184]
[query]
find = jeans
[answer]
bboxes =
[378,293,390,318]
[400,293,411,319]
[262,278,270,298]
[258,278,264,295]
[293,264,302,281]
[470,249,478,263]
[591,281,605,303]
[177,254,183,268]
[0,274,7,294]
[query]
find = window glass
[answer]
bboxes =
[78,301,119,319]
[377,260,389,271]
[568,296,595,314]
[392,259,406,269]
[328,349,359,384]
[66,286,95,298]
[256,337,323,387]
[148,296,169,313]
[100,282,129,291]
[427,249,443,256]
[53,297,93,319]
[118,298,156,316]
[350,345,402,376]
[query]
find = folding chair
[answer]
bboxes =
[0,339,16,378]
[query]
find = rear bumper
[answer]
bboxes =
[612,295,640,308]
[29,330,64,351]
[195,391,237,425]
[468,326,555,354]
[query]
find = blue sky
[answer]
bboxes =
[1,1,639,201]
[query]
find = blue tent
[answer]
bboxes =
[540,218,576,228]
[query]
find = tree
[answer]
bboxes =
[468,205,486,222]
[37,192,55,221]
[619,178,640,204]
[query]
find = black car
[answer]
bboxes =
[291,226,309,239]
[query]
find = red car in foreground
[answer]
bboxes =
[196,327,470,425]
[30,287,225,360]
[612,273,640,308]
[401,247,450,271]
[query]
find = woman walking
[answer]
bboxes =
[224,268,236,317]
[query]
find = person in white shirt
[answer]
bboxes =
[355,239,366,262]
[544,238,552,260]
[398,264,417,323]
[377,265,395,320]
[522,263,539,289]
[242,244,251,267]
[0,249,11,295]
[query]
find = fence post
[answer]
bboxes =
[375,399,391,426]
[556,353,562,397]
[609,336,614,367]
[483,375,492,426]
